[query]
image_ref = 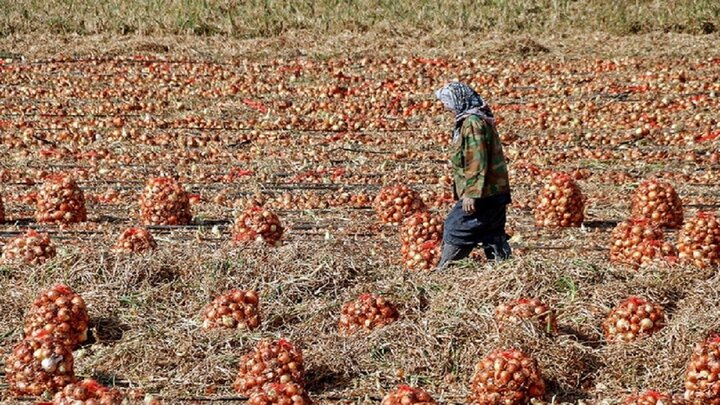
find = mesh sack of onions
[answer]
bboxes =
[1,229,57,265]
[139,177,192,225]
[631,179,683,228]
[685,335,720,404]
[470,348,545,405]
[373,185,427,225]
[52,378,125,405]
[232,206,284,246]
[677,212,720,269]
[609,219,667,268]
[24,284,89,349]
[202,289,261,331]
[248,383,313,405]
[623,390,677,405]
[4,333,75,397]
[534,172,585,227]
[602,297,665,343]
[495,298,557,333]
[627,240,678,269]
[35,174,87,224]
[338,294,399,334]
[233,339,305,395]
[381,385,437,405]
[400,211,443,271]
[112,227,157,253]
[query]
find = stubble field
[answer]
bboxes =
[0,33,719,404]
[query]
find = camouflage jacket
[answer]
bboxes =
[450,115,511,200]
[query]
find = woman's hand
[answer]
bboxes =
[462,197,476,214]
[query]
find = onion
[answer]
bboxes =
[202,289,261,331]
[139,177,192,225]
[381,385,436,405]
[685,335,720,403]
[233,339,305,395]
[232,206,284,247]
[4,333,75,397]
[631,179,683,228]
[534,172,585,227]
[677,212,720,269]
[495,298,557,333]
[112,227,157,253]
[603,297,665,343]
[469,348,545,404]
[373,185,426,225]
[53,378,124,404]
[35,174,87,224]
[338,293,399,334]
[1,229,57,265]
[400,211,443,271]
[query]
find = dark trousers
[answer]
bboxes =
[438,199,511,268]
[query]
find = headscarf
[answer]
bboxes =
[435,82,494,142]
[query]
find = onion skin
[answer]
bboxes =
[373,185,426,225]
[139,177,192,226]
[248,382,313,405]
[400,211,443,271]
[534,172,585,228]
[495,298,557,333]
[469,348,545,405]
[202,289,261,331]
[232,206,284,246]
[233,339,305,396]
[1,229,57,265]
[685,335,720,403]
[381,385,437,405]
[631,179,683,229]
[112,227,157,253]
[35,174,87,225]
[52,378,125,404]
[4,334,76,397]
[603,297,665,343]
[338,293,399,334]
[677,212,720,269]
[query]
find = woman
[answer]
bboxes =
[435,82,512,268]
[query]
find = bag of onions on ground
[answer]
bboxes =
[4,332,76,397]
[373,184,427,225]
[233,339,305,395]
[1,229,57,265]
[24,284,89,350]
[35,174,87,224]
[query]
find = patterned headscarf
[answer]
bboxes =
[435,82,495,141]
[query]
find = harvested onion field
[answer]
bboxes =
[0,33,720,404]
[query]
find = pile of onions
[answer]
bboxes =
[534,172,585,227]
[139,177,192,225]
[248,383,312,405]
[495,298,557,333]
[469,348,545,405]
[631,179,683,228]
[623,390,675,405]
[338,294,399,334]
[112,227,157,253]
[232,206,284,246]
[52,379,124,405]
[381,385,437,405]
[4,333,75,397]
[609,219,668,268]
[35,174,87,224]
[373,185,426,225]
[233,339,305,395]
[685,335,720,403]
[602,297,665,343]
[400,211,443,271]
[677,212,720,269]
[202,289,260,331]
[24,284,89,349]
[1,230,57,265]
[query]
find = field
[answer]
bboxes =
[0,26,719,405]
